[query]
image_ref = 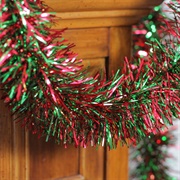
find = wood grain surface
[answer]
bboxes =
[46,0,163,12]
[63,28,108,59]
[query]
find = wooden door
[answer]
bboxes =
[0,0,163,180]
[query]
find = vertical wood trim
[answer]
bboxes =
[79,58,106,180]
[25,131,30,180]
[106,146,129,180]
[80,147,105,180]
[108,27,132,74]
[12,123,26,180]
[106,27,132,180]
[0,100,12,180]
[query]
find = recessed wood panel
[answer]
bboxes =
[82,58,106,76]
[62,28,108,59]
[28,135,79,180]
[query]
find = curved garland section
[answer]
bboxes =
[0,0,179,148]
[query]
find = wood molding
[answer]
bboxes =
[56,10,149,19]
[56,175,84,180]
[54,17,143,29]
[46,0,163,12]
[55,10,149,28]
[46,0,163,29]
[105,26,132,180]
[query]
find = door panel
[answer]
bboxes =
[82,58,106,76]
[0,24,128,180]
[27,57,106,180]
[63,28,109,59]
[28,135,79,180]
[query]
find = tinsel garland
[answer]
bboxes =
[0,0,179,148]
[133,6,162,58]
[131,3,178,180]
[130,130,176,180]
